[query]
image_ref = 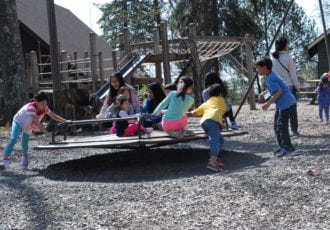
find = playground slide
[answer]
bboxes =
[96,53,150,100]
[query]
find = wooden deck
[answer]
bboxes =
[35,129,248,150]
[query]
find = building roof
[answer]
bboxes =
[16,0,113,61]
[306,29,330,58]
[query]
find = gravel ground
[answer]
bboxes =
[0,102,329,230]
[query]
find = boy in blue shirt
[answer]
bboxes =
[255,56,296,156]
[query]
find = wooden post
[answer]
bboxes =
[73,51,78,80]
[153,27,162,82]
[25,52,33,96]
[245,34,256,110]
[318,0,330,68]
[123,28,130,56]
[112,50,118,72]
[98,52,104,85]
[118,32,124,62]
[46,0,62,112]
[30,51,39,94]
[160,22,171,84]
[188,23,201,105]
[61,50,68,81]
[89,32,97,92]
[84,51,89,78]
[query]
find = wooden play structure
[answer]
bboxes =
[31,22,253,151]
[110,22,255,107]
[23,22,256,123]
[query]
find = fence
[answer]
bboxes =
[26,50,115,96]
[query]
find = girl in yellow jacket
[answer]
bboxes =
[190,83,227,172]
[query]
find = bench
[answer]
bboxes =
[299,91,317,104]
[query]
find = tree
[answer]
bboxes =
[0,0,27,125]
[97,0,164,47]
[245,0,318,67]
[169,0,260,38]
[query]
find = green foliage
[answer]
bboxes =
[245,0,318,67]
[97,0,164,47]
[136,85,149,103]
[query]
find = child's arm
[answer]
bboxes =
[31,114,48,134]
[262,88,282,111]
[47,111,69,123]
[152,93,171,116]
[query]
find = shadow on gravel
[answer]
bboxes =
[38,148,266,183]
[0,171,53,229]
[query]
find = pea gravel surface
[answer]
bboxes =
[0,102,329,230]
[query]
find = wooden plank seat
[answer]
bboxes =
[299,91,317,104]
[35,115,248,150]
[35,129,248,150]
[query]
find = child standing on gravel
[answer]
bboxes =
[0,92,69,170]
[152,76,195,138]
[315,74,330,124]
[256,56,296,157]
[189,83,227,172]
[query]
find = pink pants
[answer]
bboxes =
[123,122,145,136]
[161,114,188,131]
[110,122,145,136]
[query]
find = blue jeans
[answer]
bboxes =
[274,104,295,152]
[201,119,224,156]
[3,120,30,156]
[319,104,329,121]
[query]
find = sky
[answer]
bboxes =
[54,0,325,36]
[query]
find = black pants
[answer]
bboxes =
[274,104,296,151]
[224,108,235,123]
[290,88,299,132]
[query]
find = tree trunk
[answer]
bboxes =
[0,0,27,126]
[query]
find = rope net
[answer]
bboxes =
[196,41,241,62]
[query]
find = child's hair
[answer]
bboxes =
[209,83,225,97]
[148,82,166,101]
[272,37,288,59]
[114,95,128,111]
[255,56,273,70]
[164,82,177,91]
[119,86,131,100]
[319,74,329,88]
[108,72,126,105]
[149,82,166,102]
[148,82,166,112]
[34,92,49,102]
[204,72,228,97]
[176,76,193,100]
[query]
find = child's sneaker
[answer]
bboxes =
[230,122,238,130]
[291,131,300,136]
[216,157,225,167]
[275,148,295,158]
[21,154,28,170]
[207,160,222,172]
[273,146,281,154]
[0,160,8,170]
